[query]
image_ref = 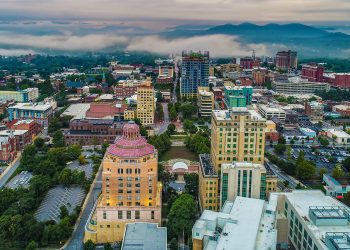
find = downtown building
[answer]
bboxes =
[197,87,214,117]
[84,122,161,243]
[301,63,325,82]
[136,79,155,125]
[0,87,38,102]
[180,51,209,98]
[275,50,298,70]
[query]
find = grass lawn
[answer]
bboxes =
[160,146,198,162]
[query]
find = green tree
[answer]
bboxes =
[167,124,176,135]
[342,157,350,171]
[318,168,328,179]
[34,137,45,149]
[332,165,344,179]
[48,116,62,134]
[167,194,197,239]
[343,191,350,207]
[274,143,286,155]
[296,160,316,180]
[84,240,96,250]
[169,238,179,250]
[60,206,69,220]
[52,130,65,147]
[184,173,199,198]
[319,137,329,146]
[181,104,197,119]
[58,169,73,186]
[278,136,286,144]
[78,154,87,165]
[25,240,38,250]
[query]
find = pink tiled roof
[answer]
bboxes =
[107,122,155,158]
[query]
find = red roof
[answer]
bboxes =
[107,122,154,158]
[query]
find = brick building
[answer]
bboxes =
[275,50,297,70]
[301,63,324,82]
[0,134,16,162]
[324,73,350,89]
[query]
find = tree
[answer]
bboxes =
[332,165,345,179]
[78,154,87,165]
[25,240,38,250]
[167,124,176,135]
[58,168,73,186]
[169,238,179,250]
[184,173,199,198]
[48,116,62,134]
[278,136,286,144]
[318,168,328,179]
[156,91,163,102]
[342,157,350,171]
[181,104,197,119]
[296,160,316,180]
[344,191,350,207]
[319,137,329,146]
[52,130,65,147]
[84,240,96,250]
[60,205,69,220]
[274,143,286,155]
[34,137,45,149]
[167,194,197,240]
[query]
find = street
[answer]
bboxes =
[64,166,102,250]
[265,158,301,189]
[0,154,22,188]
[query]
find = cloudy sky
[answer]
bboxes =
[0,0,349,57]
[1,0,350,24]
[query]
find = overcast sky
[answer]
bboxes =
[1,0,350,25]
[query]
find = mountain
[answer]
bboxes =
[161,23,350,58]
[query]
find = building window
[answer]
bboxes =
[127,211,131,219]
[135,211,140,219]
[151,211,155,219]
[103,211,107,219]
[118,211,123,219]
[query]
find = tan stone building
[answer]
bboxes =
[136,79,155,125]
[84,122,161,243]
[197,87,214,117]
[210,108,266,172]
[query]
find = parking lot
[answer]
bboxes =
[35,186,85,223]
[6,171,33,189]
[290,145,349,171]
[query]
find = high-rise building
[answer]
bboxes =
[301,63,324,82]
[84,122,162,243]
[181,51,209,98]
[223,85,253,108]
[275,50,298,70]
[210,108,266,172]
[136,79,155,125]
[220,162,267,207]
[197,87,214,117]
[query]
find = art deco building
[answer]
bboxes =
[84,122,162,243]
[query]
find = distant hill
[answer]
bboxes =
[161,23,350,58]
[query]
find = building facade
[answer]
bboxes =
[220,162,267,207]
[258,105,287,122]
[305,101,324,123]
[224,86,253,108]
[136,80,155,125]
[7,101,55,127]
[275,50,298,70]
[181,51,209,98]
[0,88,38,102]
[272,78,330,94]
[84,122,162,243]
[197,87,214,117]
[210,108,266,172]
[301,63,324,82]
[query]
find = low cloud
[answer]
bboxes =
[0,48,36,56]
[127,35,286,57]
[0,32,285,57]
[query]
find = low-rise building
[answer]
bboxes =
[7,100,56,127]
[0,129,31,150]
[192,196,277,250]
[0,88,38,102]
[224,85,253,108]
[326,129,350,145]
[332,104,350,117]
[258,104,286,122]
[273,190,350,250]
[305,101,324,123]
[9,119,42,141]
[299,127,317,139]
[121,223,167,250]
[272,77,330,94]
[197,87,214,117]
[0,134,16,162]
[323,73,350,89]
[323,174,350,198]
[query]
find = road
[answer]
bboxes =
[265,158,300,189]
[154,102,170,135]
[0,155,22,188]
[64,167,102,250]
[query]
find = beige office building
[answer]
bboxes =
[136,79,155,125]
[197,87,214,117]
[210,107,266,172]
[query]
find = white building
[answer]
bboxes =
[192,196,277,250]
[258,104,286,122]
[273,190,350,250]
[326,129,350,145]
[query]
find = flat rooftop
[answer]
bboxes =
[61,103,91,119]
[122,223,167,250]
[9,102,53,111]
[213,107,265,121]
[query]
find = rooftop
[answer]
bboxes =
[213,107,265,121]
[199,154,217,177]
[9,102,53,111]
[122,223,167,250]
[61,103,91,119]
[326,129,350,138]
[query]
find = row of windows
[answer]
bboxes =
[102,210,155,220]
